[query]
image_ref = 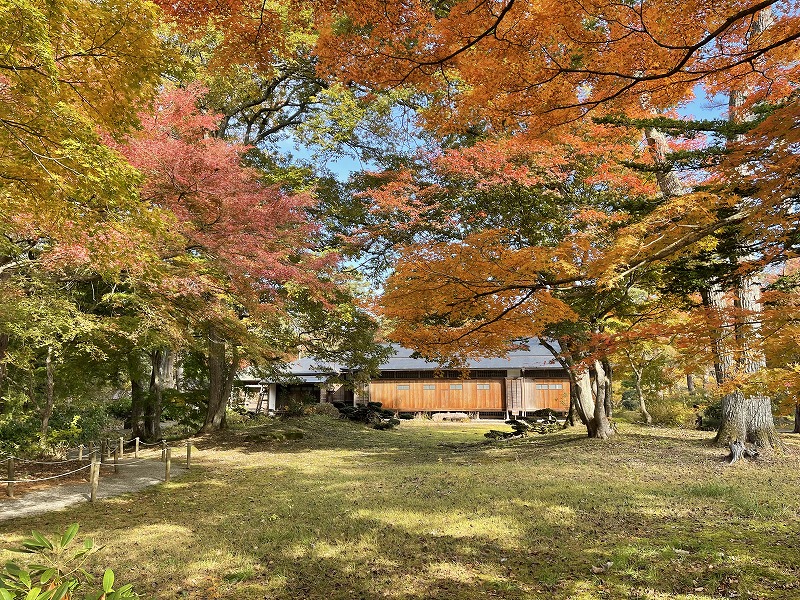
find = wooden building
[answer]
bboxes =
[237,341,570,417]
[367,345,569,417]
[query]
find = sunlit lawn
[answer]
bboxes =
[2,416,800,599]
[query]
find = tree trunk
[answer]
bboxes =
[687,374,695,395]
[540,338,613,438]
[201,331,239,433]
[145,350,165,440]
[629,362,652,425]
[40,346,55,441]
[793,403,800,434]
[714,14,781,450]
[643,126,686,198]
[0,333,8,394]
[701,284,734,386]
[591,360,615,438]
[128,350,150,440]
[161,349,177,389]
[601,358,613,418]
[572,369,594,429]
[564,391,576,427]
[715,272,781,448]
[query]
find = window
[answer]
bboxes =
[397,385,410,390]
[450,384,463,390]
[477,384,491,390]
[549,384,563,390]
[423,384,436,390]
[536,384,547,390]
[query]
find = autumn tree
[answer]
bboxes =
[369,129,660,438]
[0,0,173,446]
[114,86,338,432]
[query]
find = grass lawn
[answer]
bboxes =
[2,416,800,599]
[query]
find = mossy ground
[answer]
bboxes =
[2,417,799,599]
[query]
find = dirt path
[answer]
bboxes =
[0,458,185,522]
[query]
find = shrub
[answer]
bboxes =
[699,397,722,430]
[307,402,340,418]
[620,389,639,412]
[162,389,206,432]
[332,401,400,430]
[0,523,137,599]
[647,394,697,427]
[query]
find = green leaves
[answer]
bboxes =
[59,524,79,549]
[102,569,114,593]
[0,525,138,599]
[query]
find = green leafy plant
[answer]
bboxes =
[0,524,137,600]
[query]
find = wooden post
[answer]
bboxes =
[113,449,119,474]
[186,440,192,469]
[78,444,84,462]
[105,439,112,461]
[6,458,13,499]
[160,441,166,462]
[90,458,99,502]
[164,448,171,482]
[134,437,139,459]
[118,437,124,458]
[100,439,107,463]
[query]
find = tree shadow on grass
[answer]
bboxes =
[3,422,798,599]
[2,437,799,600]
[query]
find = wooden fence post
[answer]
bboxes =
[186,440,191,469]
[113,449,119,474]
[78,444,84,462]
[105,438,112,461]
[118,437,124,458]
[6,458,13,499]
[90,458,99,502]
[134,437,139,459]
[161,441,166,462]
[164,448,171,482]
[100,439,107,463]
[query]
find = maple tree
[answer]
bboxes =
[0,0,173,444]
[314,0,798,133]
[113,86,338,432]
[308,0,800,449]
[373,130,660,438]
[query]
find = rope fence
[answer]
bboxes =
[2,437,196,502]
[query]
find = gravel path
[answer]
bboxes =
[0,458,185,522]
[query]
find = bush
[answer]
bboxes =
[699,396,722,430]
[162,389,206,432]
[307,402,340,418]
[0,523,137,599]
[647,394,698,427]
[620,389,639,412]
[332,401,400,430]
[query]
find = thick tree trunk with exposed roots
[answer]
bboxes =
[542,339,615,439]
[645,60,780,449]
[712,273,782,449]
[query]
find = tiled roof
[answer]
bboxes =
[379,342,558,370]
[242,339,561,382]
